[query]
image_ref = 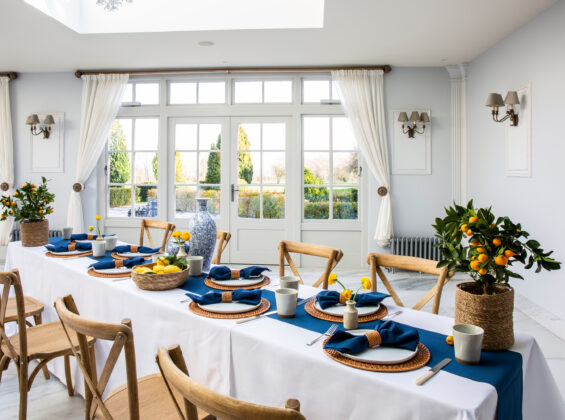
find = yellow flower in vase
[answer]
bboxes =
[340,289,352,301]
[88,226,94,232]
[328,273,338,285]
[172,231,181,239]
[361,276,372,290]
[181,232,191,242]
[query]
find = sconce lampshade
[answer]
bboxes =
[43,114,55,125]
[485,93,505,107]
[409,111,420,122]
[504,91,520,105]
[420,112,430,123]
[397,112,408,123]
[26,114,40,125]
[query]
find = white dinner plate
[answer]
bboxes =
[116,252,157,258]
[209,275,265,287]
[75,239,97,244]
[93,267,132,275]
[197,301,261,314]
[336,329,419,365]
[48,249,89,255]
[314,301,380,317]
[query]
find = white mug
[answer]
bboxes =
[92,240,106,258]
[62,227,73,240]
[186,256,203,276]
[453,324,484,365]
[104,235,118,251]
[280,275,300,291]
[275,288,298,318]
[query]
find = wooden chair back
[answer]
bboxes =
[366,253,452,314]
[54,295,140,420]
[156,345,305,420]
[211,230,231,264]
[278,241,344,289]
[0,270,26,369]
[139,219,175,251]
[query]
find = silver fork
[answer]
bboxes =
[307,324,338,346]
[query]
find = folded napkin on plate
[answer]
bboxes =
[185,289,262,306]
[113,245,161,254]
[316,290,390,310]
[45,241,92,252]
[70,233,106,241]
[208,265,270,280]
[89,256,147,270]
[324,320,420,353]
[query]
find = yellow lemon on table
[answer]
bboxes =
[164,265,182,273]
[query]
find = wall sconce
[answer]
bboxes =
[26,114,55,139]
[485,91,519,126]
[397,111,430,138]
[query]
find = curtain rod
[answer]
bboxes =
[75,65,391,78]
[0,72,17,80]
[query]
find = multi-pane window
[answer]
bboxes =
[174,123,222,217]
[303,116,358,220]
[237,123,286,219]
[169,81,226,104]
[302,79,340,103]
[233,80,293,104]
[121,82,160,105]
[108,118,159,218]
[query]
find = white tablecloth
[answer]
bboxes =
[5,241,565,420]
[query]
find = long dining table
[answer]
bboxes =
[4,240,565,420]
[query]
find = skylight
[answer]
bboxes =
[24,0,325,34]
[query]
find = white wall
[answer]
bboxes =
[10,72,97,232]
[368,67,452,253]
[466,0,565,318]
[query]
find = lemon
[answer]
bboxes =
[164,265,182,273]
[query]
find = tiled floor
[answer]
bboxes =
[1,268,564,419]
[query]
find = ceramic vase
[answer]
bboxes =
[176,243,188,258]
[343,300,358,330]
[188,198,216,271]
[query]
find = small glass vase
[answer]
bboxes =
[343,300,358,330]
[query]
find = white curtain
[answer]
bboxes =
[332,69,392,247]
[0,77,14,245]
[67,74,128,233]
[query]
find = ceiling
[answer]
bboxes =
[0,0,556,72]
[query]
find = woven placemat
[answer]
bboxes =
[87,268,132,279]
[45,251,92,259]
[204,276,271,290]
[304,300,388,323]
[188,298,270,319]
[323,339,431,372]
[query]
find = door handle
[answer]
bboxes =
[231,184,239,202]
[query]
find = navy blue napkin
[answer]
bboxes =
[45,241,92,252]
[70,233,108,240]
[324,320,420,353]
[316,290,390,310]
[89,256,147,270]
[209,265,270,280]
[113,245,161,254]
[185,289,262,305]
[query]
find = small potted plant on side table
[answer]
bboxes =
[433,200,560,350]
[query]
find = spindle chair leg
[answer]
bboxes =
[33,313,51,380]
[64,355,74,396]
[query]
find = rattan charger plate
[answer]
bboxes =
[87,268,132,279]
[188,298,271,319]
[45,251,92,259]
[204,276,271,290]
[304,299,388,323]
[323,338,431,372]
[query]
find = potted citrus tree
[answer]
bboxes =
[433,200,560,350]
[0,177,55,247]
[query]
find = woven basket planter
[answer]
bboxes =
[131,263,189,291]
[455,282,514,350]
[20,219,49,247]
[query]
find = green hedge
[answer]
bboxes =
[109,187,132,207]
[137,185,157,203]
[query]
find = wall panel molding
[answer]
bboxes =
[446,64,467,204]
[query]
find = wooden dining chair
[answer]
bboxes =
[0,270,94,420]
[211,230,231,265]
[139,219,175,252]
[278,240,344,289]
[366,253,453,315]
[54,294,183,420]
[156,345,306,420]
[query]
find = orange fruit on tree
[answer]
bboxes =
[446,336,454,346]
[476,247,485,253]
[504,250,516,258]
[471,241,480,247]
[466,229,473,236]
[470,260,480,271]
[492,238,502,246]
[478,268,487,275]
[469,216,478,223]
[478,254,488,263]
[495,255,509,266]
[460,224,468,232]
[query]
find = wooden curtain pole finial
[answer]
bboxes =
[377,186,388,197]
[72,183,83,192]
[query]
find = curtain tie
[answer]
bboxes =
[72,183,84,192]
[377,186,388,197]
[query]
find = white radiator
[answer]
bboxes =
[390,236,441,261]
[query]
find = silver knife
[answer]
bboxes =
[415,357,451,386]
[235,296,315,324]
